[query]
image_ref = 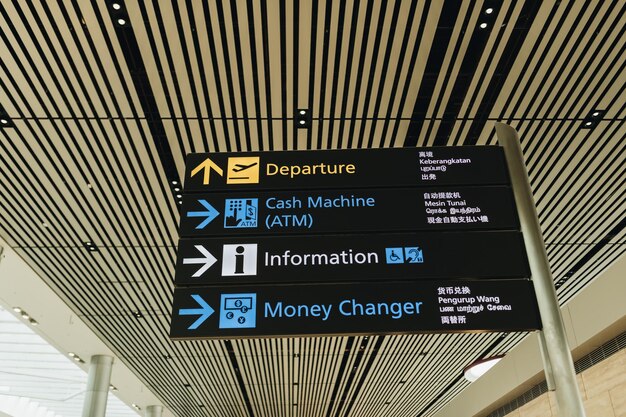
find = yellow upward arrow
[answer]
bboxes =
[190,157,223,185]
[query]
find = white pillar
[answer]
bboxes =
[82,355,113,417]
[145,405,163,417]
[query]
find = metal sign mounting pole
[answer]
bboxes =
[495,123,586,416]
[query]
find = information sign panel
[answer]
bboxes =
[183,146,509,192]
[174,231,529,286]
[169,279,541,339]
[179,186,518,237]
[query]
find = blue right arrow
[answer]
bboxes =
[187,199,220,229]
[179,294,215,330]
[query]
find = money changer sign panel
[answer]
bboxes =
[170,280,541,339]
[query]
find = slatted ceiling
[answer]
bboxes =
[559,249,621,303]
[500,6,625,122]
[459,3,514,121]
[4,129,171,246]
[129,0,444,151]
[0,2,624,417]
[15,246,170,314]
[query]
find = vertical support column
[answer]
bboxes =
[538,331,556,391]
[495,123,586,416]
[82,355,113,417]
[145,405,164,417]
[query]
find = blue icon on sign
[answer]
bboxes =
[224,199,258,228]
[219,293,257,329]
[385,248,404,264]
[404,247,424,263]
[386,247,424,264]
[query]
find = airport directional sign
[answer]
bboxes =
[183,146,509,192]
[179,186,518,237]
[169,279,541,339]
[174,231,529,286]
[171,145,539,340]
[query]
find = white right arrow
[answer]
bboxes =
[183,245,217,277]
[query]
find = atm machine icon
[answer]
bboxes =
[219,293,257,329]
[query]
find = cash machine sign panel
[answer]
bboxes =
[178,186,519,237]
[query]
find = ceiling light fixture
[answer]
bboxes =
[0,116,14,128]
[485,8,494,14]
[112,3,121,10]
[117,18,126,26]
[12,308,35,323]
[582,109,605,129]
[463,355,504,382]
[296,109,311,129]
[132,404,141,410]
[479,22,488,29]
[83,241,99,252]
[109,385,117,391]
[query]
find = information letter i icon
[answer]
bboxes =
[222,244,258,276]
[235,246,245,274]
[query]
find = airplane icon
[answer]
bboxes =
[233,162,258,172]
[227,157,260,184]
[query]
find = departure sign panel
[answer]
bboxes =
[179,186,518,237]
[183,146,509,191]
[174,231,529,286]
[169,280,541,339]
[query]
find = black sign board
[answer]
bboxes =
[174,231,529,286]
[179,186,518,237]
[183,146,509,192]
[169,279,541,339]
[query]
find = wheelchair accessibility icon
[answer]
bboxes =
[219,293,257,329]
[385,247,424,264]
